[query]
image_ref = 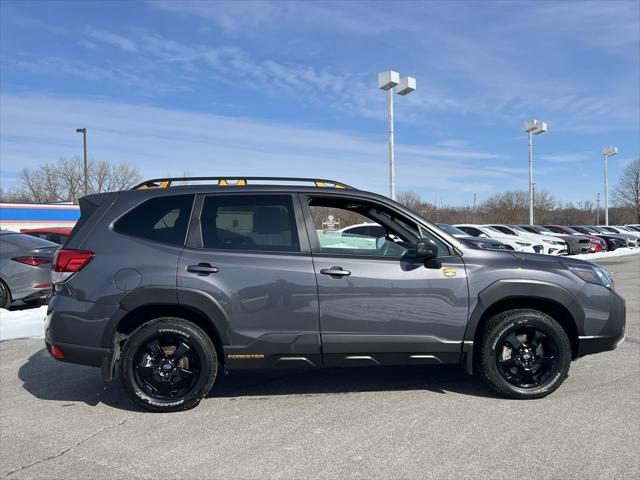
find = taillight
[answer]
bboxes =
[52,249,94,283]
[12,256,52,266]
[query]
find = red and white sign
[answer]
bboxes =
[322,215,340,232]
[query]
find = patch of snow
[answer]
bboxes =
[0,306,47,341]
[571,247,640,261]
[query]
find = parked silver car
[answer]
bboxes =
[0,230,58,308]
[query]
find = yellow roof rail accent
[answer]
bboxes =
[138,180,171,190]
[217,179,247,186]
[314,181,327,187]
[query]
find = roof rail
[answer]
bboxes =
[132,177,355,190]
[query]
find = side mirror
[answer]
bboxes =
[413,238,438,259]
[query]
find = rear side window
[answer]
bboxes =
[200,194,299,252]
[114,194,194,245]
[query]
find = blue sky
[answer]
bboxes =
[1,0,638,206]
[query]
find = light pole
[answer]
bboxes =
[602,145,618,226]
[472,193,477,223]
[76,128,88,195]
[378,71,416,200]
[523,119,547,224]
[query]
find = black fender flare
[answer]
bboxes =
[464,278,584,343]
[101,286,231,347]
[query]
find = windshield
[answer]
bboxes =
[509,225,529,233]
[484,226,505,235]
[536,226,554,234]
[436,223,468,236]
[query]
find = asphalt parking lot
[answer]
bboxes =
[1,256,638,479]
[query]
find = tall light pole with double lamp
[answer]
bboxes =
[602,145,618,226]
[378,71,416,200]
[76,128,88,195]
[523,119,547,224]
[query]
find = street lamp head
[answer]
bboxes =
[76,128,86,133]
[396,76,416,96]
[602,145,618,157]
[532,121,547,135]
[523,119,547,135]
[378,70,400,91]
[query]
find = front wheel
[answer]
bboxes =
[120,317,218,412]
[479,309,572,399]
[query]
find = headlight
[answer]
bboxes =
[516,241,531,246]
[568,265,614,290]
[475,241,505,250]
[543,239,554,244]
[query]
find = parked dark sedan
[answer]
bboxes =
[0,230,58,308]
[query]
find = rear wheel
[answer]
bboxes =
[120,317,218,412]
[0,280,11,309]
[479,309,571,399]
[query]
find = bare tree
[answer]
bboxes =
[17,157,142,203]
[612,159,640,223]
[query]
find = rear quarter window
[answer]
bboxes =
[114,194,195,245]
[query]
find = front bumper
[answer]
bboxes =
[574,286,626,357]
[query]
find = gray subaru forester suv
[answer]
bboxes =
[45,177,626,412]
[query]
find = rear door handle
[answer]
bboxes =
[320,266,351,277]
[187,263,219,275]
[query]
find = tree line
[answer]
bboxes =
[1,157,141,203]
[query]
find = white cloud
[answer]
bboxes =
[86,28,139,53]
[539,153,590,163]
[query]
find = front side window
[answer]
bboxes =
[307,197,448,257]
[114,194,194,245]
[200,194,300,252]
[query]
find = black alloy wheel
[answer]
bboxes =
[479,309,572,399]
[133,334,201,401]
[120,317,218,412]
[495,326,559,389]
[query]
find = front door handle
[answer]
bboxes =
[320,266,351,277]
[187,263,219,275]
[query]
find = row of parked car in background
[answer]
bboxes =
[440,223,640,254]
[341,222,640,256]
[1,222,639,310]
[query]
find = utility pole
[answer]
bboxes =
[523,120,547,224]
[76,128,88,195]
[596,192,600,226]
[472,193,477,223]
[602,146,618,226]
[532,182,536,224]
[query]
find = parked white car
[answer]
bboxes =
[486,224,568,255]
[611,226,640,239]
[453,224,542,253]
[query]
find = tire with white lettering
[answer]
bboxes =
[120,317,217,412]
[479,309,571,399]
